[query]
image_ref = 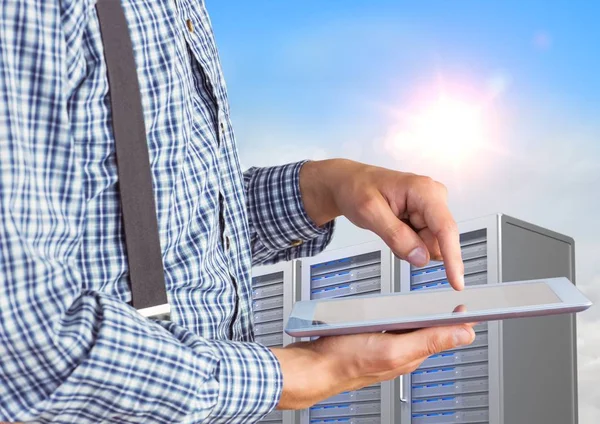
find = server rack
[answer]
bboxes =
[393,214,578,424]
[144,213,578,424]
[394,224,491,424]
[251,261,301,424]
[298,240,396,424]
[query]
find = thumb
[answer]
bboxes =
[364,194,429,267]
[402,325,475,361]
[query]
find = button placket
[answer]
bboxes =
[219,120,226,146]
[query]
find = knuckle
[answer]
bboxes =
[435,180,448,195]
[418,175,435,189]
[385,223,405,243]
[408,174,429,188]
[410,176,448,203]
[465,327,476,345]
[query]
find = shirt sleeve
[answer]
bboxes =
[244,161,335,266]
[0,4,281,423]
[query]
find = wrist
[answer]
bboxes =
[299,160,341,227]
[271,343,338,410]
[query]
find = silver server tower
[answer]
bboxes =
[251,262,300,424]
[251,214,578,424]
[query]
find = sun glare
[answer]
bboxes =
[386,92,489,168]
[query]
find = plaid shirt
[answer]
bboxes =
[0,1,333,422]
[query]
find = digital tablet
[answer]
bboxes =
[285,277,592,337]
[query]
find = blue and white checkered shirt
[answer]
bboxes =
[0,1,334,422]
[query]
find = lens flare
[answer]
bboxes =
[384,88,494,171]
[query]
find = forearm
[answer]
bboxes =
[244,162,335,265]
[1,290,282,423]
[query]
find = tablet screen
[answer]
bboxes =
[312,282,561,325]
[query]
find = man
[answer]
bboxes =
[0,1,474,423]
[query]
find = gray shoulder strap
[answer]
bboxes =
[96,0,168,310]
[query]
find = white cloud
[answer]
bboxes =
[577,314,600,423]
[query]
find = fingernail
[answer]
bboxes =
[454,328,473,347]
[407,247,427,267]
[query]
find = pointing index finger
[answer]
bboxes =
[424,204,464,290]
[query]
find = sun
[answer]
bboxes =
[386,93,488,168]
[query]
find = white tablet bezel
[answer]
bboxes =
[285,277,591,337]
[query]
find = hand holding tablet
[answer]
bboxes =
[285,277,592,337]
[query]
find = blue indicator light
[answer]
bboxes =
[311,257,351,270]
[313,270,352,282]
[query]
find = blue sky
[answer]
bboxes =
[209,0,600,131]
[206,2,600,420]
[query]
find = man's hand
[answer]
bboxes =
[289,159,470,409]
[300,159,465,290]
[271,323,475,409]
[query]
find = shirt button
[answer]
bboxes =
[225,236,231,251]
[290,240,303,247]
[186,19,194,33]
